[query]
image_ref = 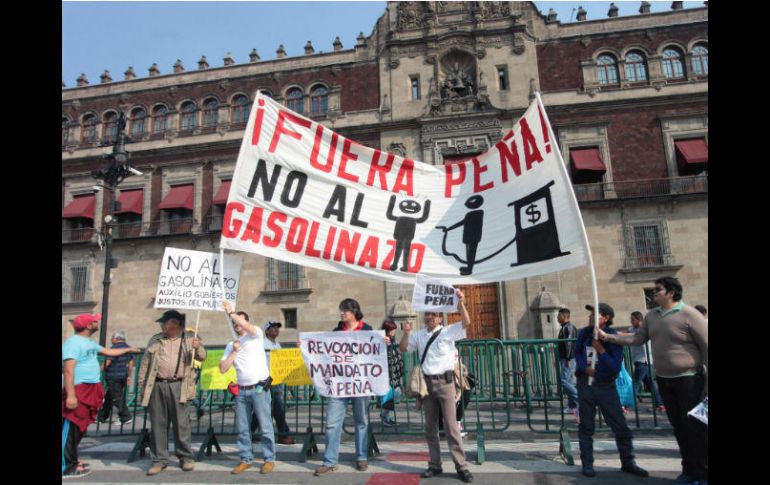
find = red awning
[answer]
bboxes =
[675,139,708,169]
[159,185,194,210]
[62,194,95,219]
[570,147,607,172]
[116,189,143,215]
[212,180,232,206]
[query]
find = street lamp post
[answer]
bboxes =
[91,112,139,347]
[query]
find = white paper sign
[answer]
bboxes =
[688,396,708,426]
[412,274,459,312]
[154,247,242,311]
[219,92,590,284]
[299,331,389,398]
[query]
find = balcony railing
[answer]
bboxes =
[622,252,678,271]
[62,218,196,243]
[62,227,96,243]
[205,214,224,233]
[573,175,707,202]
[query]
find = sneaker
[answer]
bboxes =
[572,407,580,425]
[656,405,667,413]
[622,406,631,414]
[382,416,397,427]
[356,460,368,471]
[621,463,649,477]
[314,465,338,476]
[277,435,296,445]
[563,407,576,415]
[62,468,92,479]
[261,461,275,474]
[457,469,474,483]
[147,463,167,476]
[421,467,443,478]
[181,460,195,472]
[119,417,133,426]
[231,462,252,474]
[582,466,596,477]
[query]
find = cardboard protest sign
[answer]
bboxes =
[219,91,589,284]
[412,274,458,312]
[154,247,242,311]
[299,331,389,398]
[269,348,312,386]
[199,349,237,390]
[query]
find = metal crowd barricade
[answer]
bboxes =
[89,338,670,466]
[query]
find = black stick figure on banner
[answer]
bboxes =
[386,195,431,272]
[435,195,485,275]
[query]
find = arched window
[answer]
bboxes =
[129,107,146,137]
[152,105,168,134]
[691,44,708,76]
[202,98,218,128]
[180,101,198,130]
[286,88,303,114]
[310,85,328,116]
[662,47,685,79]
[62,117,70,147]
[624,51,648,82]
[81,114,97,143]
[596,55,619,85]
[103,111,118,143]
[231,94,250,124]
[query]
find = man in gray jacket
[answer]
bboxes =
[137,310,206,476]
[598,277,707,485]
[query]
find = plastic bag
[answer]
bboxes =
[615,365,635,408]
[688,396,708,426]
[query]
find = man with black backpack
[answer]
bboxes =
[400,289,474,483]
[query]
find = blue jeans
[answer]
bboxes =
[234,387,276,464]
[322,396,369,466]
[559,359,579,409]
[633,362,663,405]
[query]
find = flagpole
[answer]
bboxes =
[189,310,200,369]
[535,92,600,385]
[220,248,237,340]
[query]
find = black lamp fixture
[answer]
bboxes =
[91,111,142,346]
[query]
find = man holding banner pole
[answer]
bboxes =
[220,301,277,475]
[401,289,474,483]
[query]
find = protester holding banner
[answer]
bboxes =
[400,289,474,483]
[598,277,708,485]
[314,298,374,476]
[138,310,206,476]
[62,314,140,479]
[574,303,648,478]
[97,330,135,425]
[220,302,278,475]
[379,320,404,427]
[262,320,296,444]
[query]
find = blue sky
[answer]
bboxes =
[62,1,706,87]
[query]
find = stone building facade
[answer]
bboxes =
[62,2,708,345]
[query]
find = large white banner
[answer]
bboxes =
[219,91,589,283]
[299,331,389,398]
[154,247,242,311]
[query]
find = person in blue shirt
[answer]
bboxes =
[574,303,647,479]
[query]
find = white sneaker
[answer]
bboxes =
[457,421,467,438]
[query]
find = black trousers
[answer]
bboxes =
[577,378,635,468]
[98,378,131,422]
[62,418,83,475]
[657,373,708,480]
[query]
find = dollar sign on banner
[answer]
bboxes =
[525,204,541,224]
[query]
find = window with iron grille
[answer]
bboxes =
[81,114,97,143]
[180,101,198,130]
[286,88,303,114]
[282,308,297,329]
[623,221,672,269]
[103,111,118,144]
[62,262,91,303]
[497,65,509,91]
[266,258,306,291]
[410,76,420,100]
[310,85,328,115]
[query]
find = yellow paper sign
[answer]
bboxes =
[200,349,237,390]
[270,348,312,386]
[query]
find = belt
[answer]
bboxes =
[156,377,182,383]
[239,384,259,390]
[425,371,453,380]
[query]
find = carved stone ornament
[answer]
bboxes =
[476,1,511,20]
[168,86,177,95]
[512,34,526,55]
[476,48,486,59]
[397,2,427,31]
[217,124,229,136]
[165,129,178,142]
[387,143,407,157]
[389,58,400,70]
[580,37,591,48]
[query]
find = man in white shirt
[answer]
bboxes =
[220,302,277,475]
[400,289,474,483]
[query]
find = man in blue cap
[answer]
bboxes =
[574,302,647,479]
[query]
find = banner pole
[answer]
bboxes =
[189,310,200,369]
[535,92,600,385]
[220,249,237,340]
